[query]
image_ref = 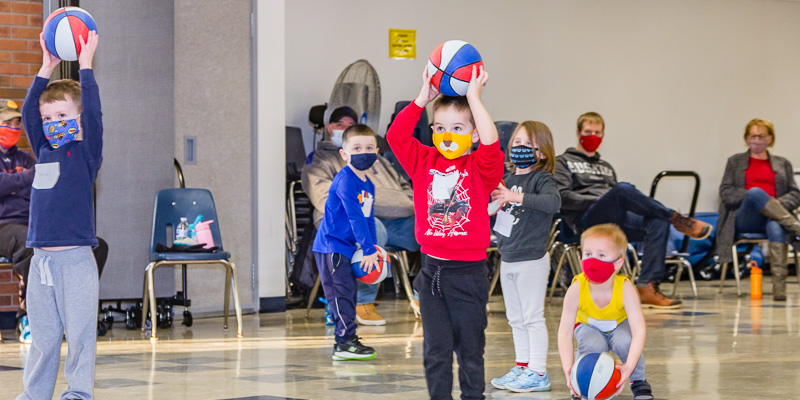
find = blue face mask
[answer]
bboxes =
[350,153,377,171]
[509,145,536,169]
[42,118,79,149]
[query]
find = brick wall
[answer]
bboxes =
[0,0,42,317]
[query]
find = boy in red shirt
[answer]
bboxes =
[387,65,504,399]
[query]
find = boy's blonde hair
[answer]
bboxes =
[507,121,556,174]
[40,79,81,110]
[577,111,604,132]
[580,224,628,257]
[342,124,376,147]
[432,96,475,127]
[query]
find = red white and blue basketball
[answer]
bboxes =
[350,245,391,285]
[570,352,621,400]
[427,40,484,97]
[43,7,97,62]
[351,245,390,284]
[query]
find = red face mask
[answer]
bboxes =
[581,257,618,283]
[0,125,20,150]
[579,134,602,152]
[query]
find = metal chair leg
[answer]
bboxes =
[732,246,742,297]
[223,267,231,331]
[141,262,156,332]
[228,261,243,338]
[719,262,729,293]
[393,251,418,319]
[548,245,570,303]
[684,259,698,297]
[304,275,321,319]
[148,264,158,340]
[672,261,684,298]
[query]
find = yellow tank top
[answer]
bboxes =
[573,273,628,332]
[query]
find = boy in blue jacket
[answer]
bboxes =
[313,124,380,361]
[17,31,101,400]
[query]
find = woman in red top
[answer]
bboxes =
[718,118,800,300]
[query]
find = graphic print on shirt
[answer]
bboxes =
[358,190,374,217]
[426,166,470,237]
[498,184,526,223]
[566,160,614,181]
[494,184,525,237]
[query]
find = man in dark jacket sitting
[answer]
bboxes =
[555,111,712,309]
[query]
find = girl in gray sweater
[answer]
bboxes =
[489,121,561,393]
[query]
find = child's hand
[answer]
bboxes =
[491,183,521,204]
[360,252,379,274]
[564,369,578,397]
[37,32,60,78]
[78,31,99,70]
[613,363,634,396]
[466,65,489,101]
[414,66,439,108]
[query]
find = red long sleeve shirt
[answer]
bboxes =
[386,102,504,261]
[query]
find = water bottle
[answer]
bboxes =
[749,260,762,300]
[176,217,190,241]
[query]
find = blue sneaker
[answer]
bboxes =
[505,370,551,393]
[490,366,525,390]
[17,315,31,344]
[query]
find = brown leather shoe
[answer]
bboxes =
[670,212,712,240]
[355,303,386,326]
[637,281,682,309]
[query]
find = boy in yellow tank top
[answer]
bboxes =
[557,224,654,400]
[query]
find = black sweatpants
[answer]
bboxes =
[414,255,489,400]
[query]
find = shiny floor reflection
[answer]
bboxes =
[1,279,800,399]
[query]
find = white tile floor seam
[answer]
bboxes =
[1,279,799,399]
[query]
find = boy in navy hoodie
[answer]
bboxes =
[17,30,101,400]
[313,124,380,361]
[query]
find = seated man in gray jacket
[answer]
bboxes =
[302,106,418,326]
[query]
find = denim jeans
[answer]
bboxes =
[579,183,673,284]
[735,187,785,243]
[376,216,420,252]
[359,216,421,305]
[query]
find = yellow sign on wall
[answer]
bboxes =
[389,29,416,59]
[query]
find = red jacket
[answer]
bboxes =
[387,102,504,261]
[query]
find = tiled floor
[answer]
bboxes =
[1,279,800,399]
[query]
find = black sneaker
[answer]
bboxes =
[631,380,654,400]
[332,336,376,361]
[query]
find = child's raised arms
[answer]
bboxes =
[465,65,498,146]
[414,66,440,108]
[78,30,99,70]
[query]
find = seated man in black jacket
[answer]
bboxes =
[555,112,711,309]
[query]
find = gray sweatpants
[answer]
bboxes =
[17,246,99,400]
[574,320,646,382]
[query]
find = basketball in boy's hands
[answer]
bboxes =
[427,40,484,97]
[570,352,622,400]
[43,7,97,62]
[351,245,390,284]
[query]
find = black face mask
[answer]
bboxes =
[509,145,536,169]
[350,153,377,171]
